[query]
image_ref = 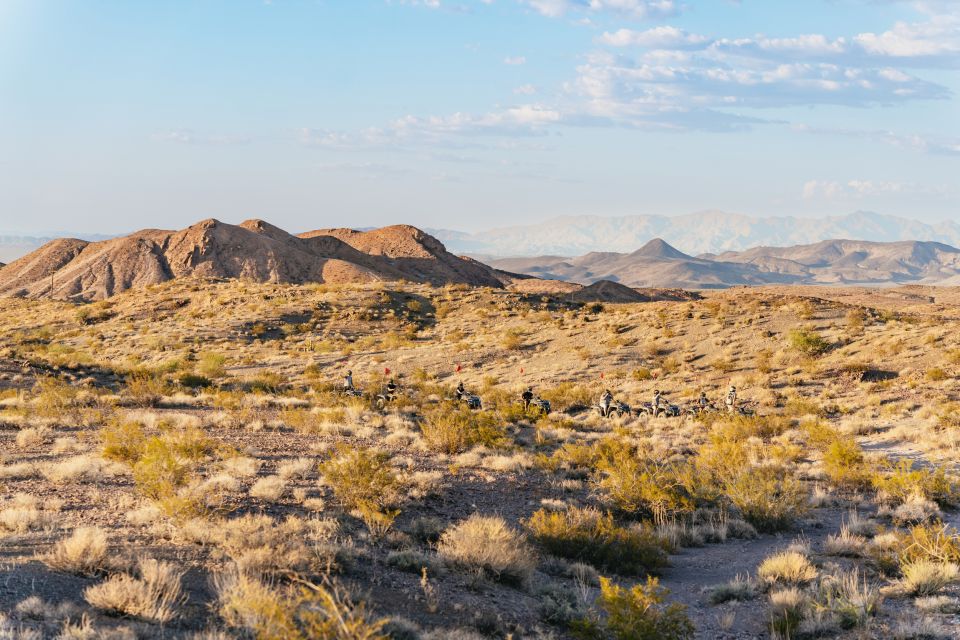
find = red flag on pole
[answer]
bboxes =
[384,367,390,375]
[600,372,604,379]
[456,363,462,373]
[520,367,524,374]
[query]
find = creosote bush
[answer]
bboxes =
[419,403,507,454]
[526,507,668,575]
[573,576,694,640]
[724,465,808,532]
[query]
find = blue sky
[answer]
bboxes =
[0,0,957,234]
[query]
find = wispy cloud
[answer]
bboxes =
[151,130,251,145]
[802,178,951,200]
[504,55,527,65]
[795,124,960,156]
[521,0,679,20]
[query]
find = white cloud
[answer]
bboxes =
[504,55,527,65]
[514,83,538,94]
[151,130,251,145]
[599,26,710,48]
[802,179,950,200]
[855,13,960,60]
[522,0,678,20]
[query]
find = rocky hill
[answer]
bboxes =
[484,238,960,289]
[0,219,506,301]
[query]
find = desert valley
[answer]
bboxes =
[0,221,959,639]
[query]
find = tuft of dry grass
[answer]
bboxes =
[43,526,114,576]
[438,514,536,585]
[84,557,184,623]
[899,560,960,596]
[758,551,818,586]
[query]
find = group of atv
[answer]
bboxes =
[340,370,751,419]
[339,371,546,415]
[594,385,754,419]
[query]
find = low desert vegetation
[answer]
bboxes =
[0,280,958,636]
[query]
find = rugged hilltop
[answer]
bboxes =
[0,219,507,301]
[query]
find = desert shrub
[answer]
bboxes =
[788,327,831,357]
[217,514,337,577]
[526,507,668,575]
[573,576,694,640]
[595,451,692,524]
[133,437,192,500]
[706,414,790,442]
[437,515,536,585]
[898,523,960,565]
[871,459,958,507]
[501,328,524,350]
[899,560,959,596]
[31,376,83,423]
[724,465,808,532]
[758,551,818,585]
[84,558,184,623]
[813,569,881,630]
[540,383,593,411]
[768,588,806,639]
[822,438,870,489]
[43,527,112,576]
[178,373,212,389]
[419,404,507,454]
[708,574,756,604]
[198,352,227,379]
[124,372,168,408]
[319,446,401,513]
[927,368,948,382]
[218,574,388,640]
[100,418,147,464]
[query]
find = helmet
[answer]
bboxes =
[347,370,352,375]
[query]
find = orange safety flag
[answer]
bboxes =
[456,363,462,373]
[384,367,391,375]
[520,367,524,374]
[600,372,604,379]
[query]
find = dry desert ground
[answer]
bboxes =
[0,280,959,639]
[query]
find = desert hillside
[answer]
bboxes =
[0,279,959,638]
[0,219,508,301]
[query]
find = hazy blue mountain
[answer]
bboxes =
[429,211,960,257]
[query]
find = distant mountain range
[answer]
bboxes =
[430,211,960,257]
[484,237,960,288]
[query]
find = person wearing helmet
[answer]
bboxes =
[698,391,709,410]
[725,385,737,413]
[455,381,466,401]
[386,377,398,399]
[343,370,354,392]
[599,389,613,417]
[521,387,534,411]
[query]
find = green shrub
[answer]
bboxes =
[595,452,692,524]
[420,403,507,454]
[871,459,958,507]
[573,576,694,640]
[724,465,808,532]
[124,372,168,408]
[101,419,147,465]
[319,446,401,512]
[197,352,227,379]
[822,438,870,489]
[133,437,191,500]
[526,507,668,576]
[178,373,212,389]
[788,327,831,357]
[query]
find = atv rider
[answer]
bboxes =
[599,389,613,417]
[455,381,466,401]
[697,391,710,412]
[521,387,534,411]
[343,370,355,392]
[725,385,737,414]
[652,389,665,416]
[385,377,398,400]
